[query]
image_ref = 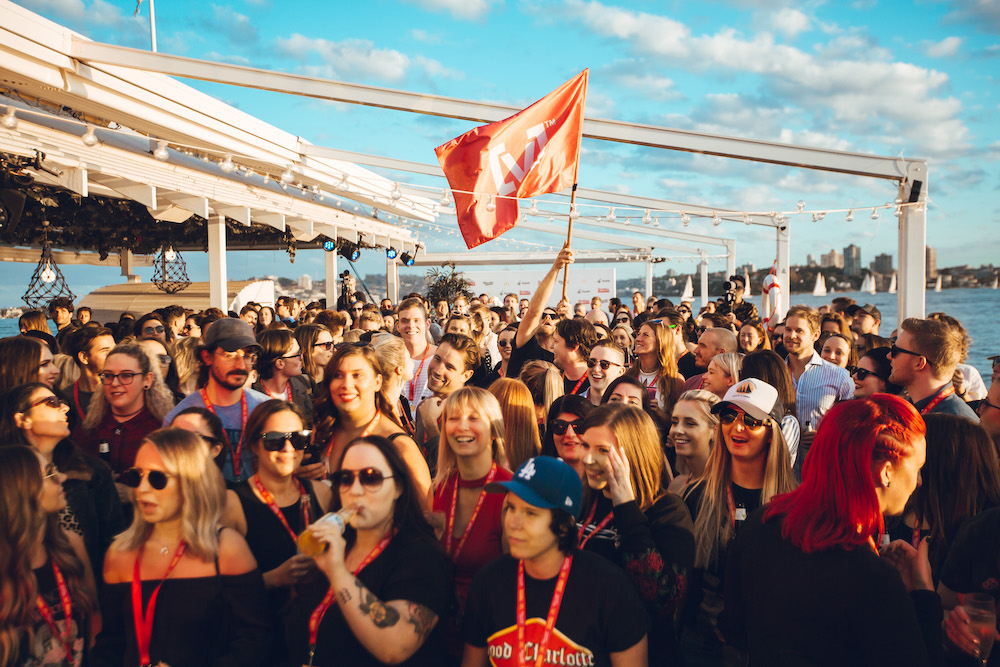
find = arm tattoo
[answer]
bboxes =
[405,602,438,643]
[356,578,400,627]
[337,587,352,604]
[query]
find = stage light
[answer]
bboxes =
[323,239,336,252]
[399,252,415,266]
[386,247,397,259]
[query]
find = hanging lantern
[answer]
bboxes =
[23,242,75,308]
[152,243,191,293]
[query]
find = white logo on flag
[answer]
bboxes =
[518,459,537,480]
[488,122,551,196]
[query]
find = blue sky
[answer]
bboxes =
[4,0,999,306]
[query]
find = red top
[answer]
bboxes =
[73,408,162,474]
[433,466,513,608]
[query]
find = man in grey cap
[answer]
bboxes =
[164,317,268,483]
[848,303,881,337]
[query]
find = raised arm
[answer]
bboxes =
[515,245,574,349]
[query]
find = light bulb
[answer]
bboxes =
[811,213,818,223]
[681,212,690,227]
[846,209,854,222]
[337,175,350,192]
[642,209,652,224]
[652,218,659,227]
[164,246,176,262]
[2,108,18,130]
[743,212,751,226]
[153,141,169,161]
[40,264,56,284]
[712,212,721,226]
[391,183,402,201]
[439,190,451,206]
[280,167,294,184]
[797,200,805,211]
[606,208,616,223]
[569,205,580,220]
[219,154,235,173]
[485,195,496,213]
[894,206,903,218]
[870,208,879,220]
[81,126,99,147]
[528,200,539,216]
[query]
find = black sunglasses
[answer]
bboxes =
[143,325,165,335]
[847,365,879,381]
[718,406,766,430]
[497,339,512,348]
[586,358,621,371]
[890,344,922,359]
[541,312,558,321]
[330,467,393,491]
[259,431,312,451]
[313,341,335,351]
[30,395,67,410]
[548,418,583,436]
[119,467,172,490]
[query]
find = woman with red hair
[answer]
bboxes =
[719,394,942,666]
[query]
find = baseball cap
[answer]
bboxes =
[487,456,582,519]
[712,378,784,423]
[203,317,261,352]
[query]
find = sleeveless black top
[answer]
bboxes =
[234,478,323,575]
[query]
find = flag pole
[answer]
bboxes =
[561,183,578,300]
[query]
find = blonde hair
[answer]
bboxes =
[370,333,409,409]
[470,305,493,346]
[688,412,796,568]
[488,378,541,472]
[433,387,507,489]
[82,343,176,429]
[518,360,563,420]
[580,404,669,511]
[632,320,683,413]
[111,428,226,561]
[709,352,744,384]
[172,336,202,395]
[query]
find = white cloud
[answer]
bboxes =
[207,4,258,44]
[17,0,143,31]
[411,28,441,44]
[610,71,680,102]
[924,36,963,58]
[403,0,491,21]
[771,8,810,40]
[413,55,463,79]
[946,0,1000,33]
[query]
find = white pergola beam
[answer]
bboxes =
[162,193,210,219]
[207,215,227,310]
[215,205,251,226]
[413,250,654,266]
[518,220,702,255]
[69,40,921,181]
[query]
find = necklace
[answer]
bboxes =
[111,406,144,421]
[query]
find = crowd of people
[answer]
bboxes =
[1,247,998,667]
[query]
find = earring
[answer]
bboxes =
[886,480,891,488]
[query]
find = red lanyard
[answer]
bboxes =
[264,383,293,402]
[307,531,394,666]
[131,541,187,667]
[36,560,74,663]
[911,514,922,549]
[325,411,381,460]
[251,474,310,545]
[577,502,615,550]
[641,371,660,398]
[517,555,573,667]
[408,346,431,402]
[200,389,248,481]
[564,372,587,395]
[920,385,955,415]
[446,463,497,559]
[72,382,86,421]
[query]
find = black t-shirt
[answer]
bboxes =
[284,530,453,667]
[507,336,554,380]
[940,507,1000,666]
[463,552,649,667]
[562,372,590,397]
[677,351,699,380]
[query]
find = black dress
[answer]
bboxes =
[91,566,272,667]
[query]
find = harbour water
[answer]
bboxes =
[1,286,997,378]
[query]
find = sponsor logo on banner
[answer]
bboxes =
[487,621,595,666]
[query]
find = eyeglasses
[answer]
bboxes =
[119,467,173,490]
[979,400,1000,415]
[586,358,621,371]
[281,352,303,360]
[183,324,200,332]
[718,406,767,430]
[847,365,878,381]
[98,371,141,385]
[214,348,259,365]
[330,467,393,492]
[143,325,165,335]
[260,431,312,451]
[548,418,583,436]
[30,395,67,410]
[313,341,335,351]
[889,344,922,359]
[43,462,61,480]
[497,339,512,348]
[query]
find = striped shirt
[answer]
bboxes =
[787,350,853,430]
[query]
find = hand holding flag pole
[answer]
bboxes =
[561,183,579,300]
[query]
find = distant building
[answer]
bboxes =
[871,253,893,274]
[844,244,862,277]
[739,262,756,275]
[926,246,938,279]
[298,274,313,290]
[821,249,844,269]
[806,254,818,267]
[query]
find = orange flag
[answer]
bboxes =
[435,70,588,249]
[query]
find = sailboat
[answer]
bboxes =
[743,269,752,298]
[812,273,827,297]
[860,273,876,295]
[888,273,897,294]
[934,275,942,292]
[991,275,998,289]
[681,275,694,301]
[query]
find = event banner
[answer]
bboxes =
[463,268,616,308]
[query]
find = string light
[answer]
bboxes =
[153,141,169,161]
[846,209,854,222]
[280,167,294,184]
[712,212,721,226]
[797,200,805,212]
[219,154,235,173]
[337,175,350,192]
[642,209,652,224]
[528,200,539,216]
[81,126,99,147]
[569,205,580,220]
[439,190,451,206]
[681,212,690,227]
[870,208,879,221]
[391,183,402,201]
[2,108,18,130]
[485,195,496,213]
